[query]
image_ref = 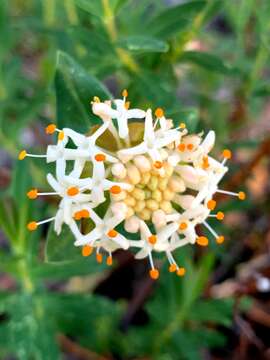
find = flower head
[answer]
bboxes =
[21,91,246,279]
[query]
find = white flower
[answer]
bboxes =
[22,93,245,279]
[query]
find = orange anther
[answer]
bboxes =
[177,143,186,152]
[106,256,113,266]
[27,221,38,231]
[74,211,82,220]
[187,143,194,151]
[124,101,130,110]
[207,199,216,211]
[18,150,27,160]
[122,89,128,98]
[179,122,186,129]
[196,236,209,246]
[179,222,188,230]
[110,185,121,195]
[148,235,157,245]
[155,108,164,118]
[149,269,159,280]
[154,161,163,169]
[67,187,79,196]
[27,189,38,199]
[238,191,246,200]
[80,209,90,218]
[177,267,186,277]
[58,131,65,141]
[94,153,106,162]
[202,156,209,169]
[216,211,224,221]
[82,245,93,257]
[45,124,56,134]
[169,264,177,273]
[96,253,103,263]
[216,236,225,244]
[223,149,232,159]
[107,229,118,238]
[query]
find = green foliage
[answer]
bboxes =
[0,0,266,358]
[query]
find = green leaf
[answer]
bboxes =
[144,1,206,38]
[117,35,169,53]
[74,0,103,18]
[179,51,236,75]
[0,293,60,360]
[55,51,112,131]
[189,299,233,327]
[45,222,82,263]
[45,221,106,275]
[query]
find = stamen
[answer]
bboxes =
[222,149,231,159]
[176,267,186,277]
[125,101,130,110]
[74,211,82,220]
[203,221,224,245]
[179,123,186,129]
[122,89,128,98]
[27,217,55,231]
[96,252,103,263]
[110,185,122,194]
[18,150,46,160]
[179,222,188,230]
[155,108,164,118]
[82,245,93,257]
[18,150,27,160]
[27,189,38,199]
[27,221,38,231]
[153,161,163,169]
[169,263,177,272]
[216,236,225,244]
[80,209,90,218]
[187,143,194,151]
[148,235,157,245]
[94,153,106,162]
[107,229,118,238]
[202,156,209,169]
[216,189,246,200]
[216,211,224,220]
[177,143,186,152]
[93,96,100,103]
[58,131,65,141]
[67,187,79,196]
[196,236,209,246]
[207,199,216,210]
[45,124,56,134]
[106,255,113,266]
[209,211,224,220]
[149,268,159,279]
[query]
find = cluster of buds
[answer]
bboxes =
[19,91,246,279]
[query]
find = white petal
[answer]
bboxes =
[63,128,86,146]
[47,173,61,193]
[118,142,147,157]
[201,131,215,154]
[135,247,149,259]
[144,109,155,143]
[74,228,101,246]
[127,109,145,119]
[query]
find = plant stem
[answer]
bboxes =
[101,0,139,73]
[42,0,55,27]
[64,0,79,26]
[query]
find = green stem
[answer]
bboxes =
[101,0,139,73]
[64,0,79,25]
[244,41,268,96]
[42,0,55,26]
[171,0,216,61]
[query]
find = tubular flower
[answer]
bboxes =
[21,92,246,279]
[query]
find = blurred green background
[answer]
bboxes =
[1,0,270,359]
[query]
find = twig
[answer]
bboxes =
[58,334,111,360]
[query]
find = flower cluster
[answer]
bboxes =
[19,91,246,279]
